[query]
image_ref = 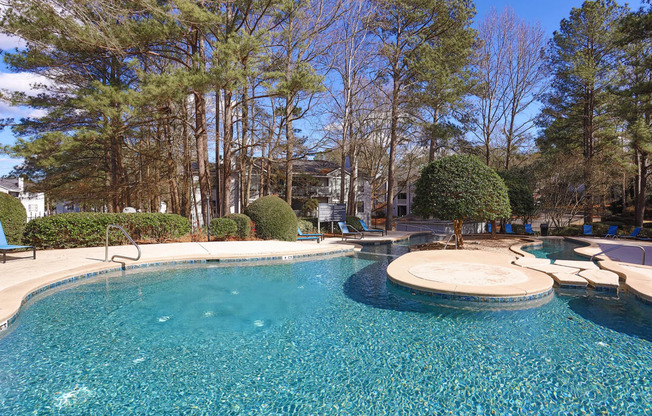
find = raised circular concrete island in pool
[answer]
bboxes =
[387,250,554,302]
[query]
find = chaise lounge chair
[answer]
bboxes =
[603,225,618,238]
[359,220,385,236]
[337,221,363,240]
[297,227,323,242]
[504,224,515,234]
[582,225,593,236]
[621,227,641,239]
[0,220,35,263]
[524,224,538,236]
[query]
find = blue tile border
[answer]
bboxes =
[0,248,355,333]
[387,279,554,303]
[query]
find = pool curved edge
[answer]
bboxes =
[386,250,554,304]
[510,238,542,258]
[567,237,652,305]
[0,246,356,333]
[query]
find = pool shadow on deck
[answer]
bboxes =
[566,294,652,342]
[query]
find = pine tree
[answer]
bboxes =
[538,0,627,224]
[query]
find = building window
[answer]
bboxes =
[397,192,407,200]
[357,201,364,213]
[29,204,38,213]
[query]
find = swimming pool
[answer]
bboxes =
[0,249,651,414]
[521,238,588,261]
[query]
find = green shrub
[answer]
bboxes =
[346,215,363,231]
[209,218,238,240]
[0,193,27,244]
[23,212,191,249]
[244,195,298,241]
[225,213,252,239]
[298,219,314,233]
[550,226,581,236]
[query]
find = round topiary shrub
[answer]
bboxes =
[0,193,27,244]
[209,218,238,240]
[225,213,252,239]
[244,195,298,241]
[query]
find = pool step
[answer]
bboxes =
[521,263,581,276]
[551,272,589,288]
[579,270,620,290]
[515,257,620,292]
[554,260,600,271]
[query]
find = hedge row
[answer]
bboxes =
[24,213,191,249]
[209,218,238,239]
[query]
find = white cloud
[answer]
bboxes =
[0,72,51,95]
[0,100,46,120]
[0,34,26,51]
[0,156,22,176]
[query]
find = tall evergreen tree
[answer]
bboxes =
[370,0,475,231]
[538,0,627,224]
[615,1,651,226]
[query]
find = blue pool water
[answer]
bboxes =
[0,245,651,414]
[522,238,588,261]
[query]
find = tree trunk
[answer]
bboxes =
[285,99,295,206]
[222,89,233,216]
[385,77,400,232]
[582,86,594,225]
[215,88,222,218]
[634,149,648,227]
[453,219,464,249]
[192,30,211,228]
[428,107,439,163]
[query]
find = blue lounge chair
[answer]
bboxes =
[297,227,323,242]
[583,225,593,236]
[603,225,618,238]
[337,221,363,240]
[621,227,641,239]
[487,223,492,233]
[524,224,538,236]
[359,220,385,236]
[0,220,35,263]
[504,224,515,234]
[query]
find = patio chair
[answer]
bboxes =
[583,225,593,236]
[0,220,35,264]
[337,221,363,240]
[603,225,618,238]
[359,219,385,236]
[524,224,538,236]
[621,227,641,239]
[487,223,492,233]
[297,227,323,242]
[504,224,515,234]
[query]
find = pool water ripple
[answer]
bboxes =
[0,253,650,414]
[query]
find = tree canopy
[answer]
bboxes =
[412,154,510,247]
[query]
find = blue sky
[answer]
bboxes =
[0,0,646,176]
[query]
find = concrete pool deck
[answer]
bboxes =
[0,231,424,330]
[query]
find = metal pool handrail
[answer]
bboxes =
[105,224,141,263]
[590,244,646,265]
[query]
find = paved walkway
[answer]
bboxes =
[0,232,418,330]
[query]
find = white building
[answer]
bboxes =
[0,178,46,220]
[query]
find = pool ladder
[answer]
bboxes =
[105,224,141,263]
